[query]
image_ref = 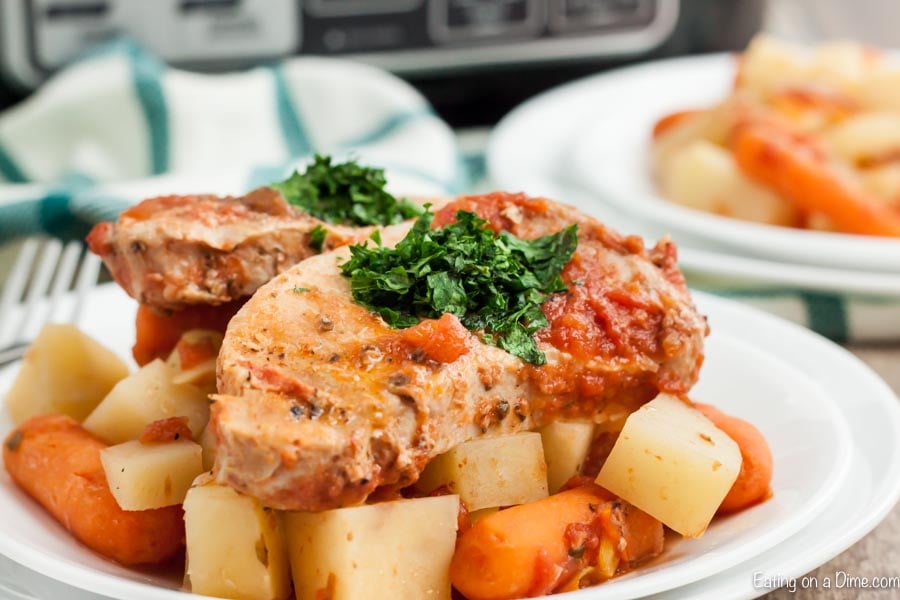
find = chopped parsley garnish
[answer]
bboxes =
[292,286,309,294]
[339,209,578,365]
[309,224,327,252]
[272,155,422,226]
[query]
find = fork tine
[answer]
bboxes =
[0,238,41,346]
[47,241,85,323]
[69,250,101,326]
[15,239,63,342]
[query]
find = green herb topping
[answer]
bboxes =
[272,155,423,226]
[339,209,578,365]
[309,224,328,253]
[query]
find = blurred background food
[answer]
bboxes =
[652,35,900,237]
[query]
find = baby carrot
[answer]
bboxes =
[449,485,662,600]
[694,403,773,513]
[730,121,900,237]
[3,415,184,566]
[133,300,242,365]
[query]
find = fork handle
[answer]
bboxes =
[0,343,28,368]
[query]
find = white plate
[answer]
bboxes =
[0,284,869,600]
[566,54,900,273]
[645,294,900,600]
[487,56,900,295]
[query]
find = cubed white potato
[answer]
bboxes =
[416,432,548,511]
[101,439,203,510]
[824,112,900,164]
[284,495,459,600]
[198,425,217,471]
[809,41,872,93]
[860,164,900,207]
[650,102,735,175]
[595,394,742,538]
[167,329,222,395]
[539,420,595,492]
[83,359,209,444]
[184,483,291,600]
[5,324,129,424]
[660,141,798,226]
[172,358,217,395]
[859,66,900,112]
[737,35,810,97]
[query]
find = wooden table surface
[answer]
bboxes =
[763,346,900,600]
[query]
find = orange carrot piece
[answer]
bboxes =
[652,109,702,139]
[133,299,243,366]
[449,485,662,600]
[695,403,774,513]
[3,415,184,566]
[730,121,900,237]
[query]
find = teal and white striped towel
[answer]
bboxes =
[0,39,466,244]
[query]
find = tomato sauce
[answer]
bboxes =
[397,313,471,364]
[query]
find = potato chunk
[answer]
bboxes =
[184,482,291,600]
[539,420,595,492]
[595,395,741,537]
[82,359,209,444]
[660,140,797,226]
[416,432,548,511]
[101,439,203,510]
[284,495,459,600]
[5,324,129,424]
[198,425,217,471]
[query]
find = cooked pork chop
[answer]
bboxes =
[86,188,363,311]
[213,192,707,511]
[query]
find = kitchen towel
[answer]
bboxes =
[0,38,465,243]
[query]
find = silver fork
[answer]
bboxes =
[0,238,102,367]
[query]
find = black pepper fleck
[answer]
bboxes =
[290,405,304,418]
[4,430,22,452]
[495,400,510,421]
[388,373,410,387]
[513,402,527,422]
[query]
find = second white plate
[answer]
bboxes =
[567,54,900,273]
[488,54,900,291]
